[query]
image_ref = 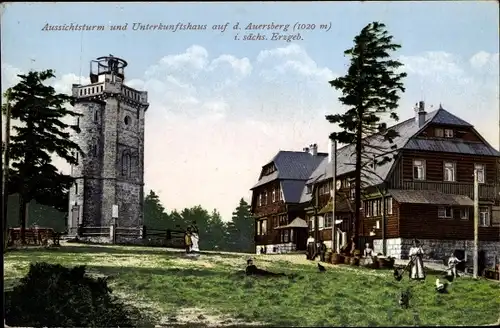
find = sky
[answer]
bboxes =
[1,2,499,221]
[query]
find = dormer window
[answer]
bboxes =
[435,128,444,137]
[444,129,454,138]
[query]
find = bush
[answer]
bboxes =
[5,262,149,327]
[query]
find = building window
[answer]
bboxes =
[458,208,469,220]
[122,152,131,177]
[258,194,262,207]
[443,162,456,182]
[272,189,276,202]
[413,160,426,180]
[278,187,282,201]
[385,197,393,215]
[480,207,490,227]
[257,219,267,235]
[124,115,131,125]
[350,187,355,200]
[76,117,80,128]
[474,164,485,184]
[438,206,453,219]
[282,229,289,243]
[444,129,454,138]
[74,182,78,195]
[318,216,324,229]
[306,185,312,194]
[435,128,444,137]
[94,110,99,122]
[310,217,315,230]
[263,192,267,205]
[324,213,333,228]
[272,216,279,228]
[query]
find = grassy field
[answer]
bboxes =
[4,243,500,327]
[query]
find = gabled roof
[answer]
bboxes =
[300,106,499,204]
[251,151,327,189]
[430,107,472,127]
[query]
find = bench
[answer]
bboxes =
[8,228,61,246]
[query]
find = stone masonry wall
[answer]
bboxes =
[69,75,147,240]
[374,238,500,267]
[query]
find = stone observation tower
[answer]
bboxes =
[68,55,149,241]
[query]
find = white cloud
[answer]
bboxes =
[2,45,498,220]
[469,51,499,70]
[258,44,336,82]
[399,51,471,85]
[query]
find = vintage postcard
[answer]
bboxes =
[2,2,499,327]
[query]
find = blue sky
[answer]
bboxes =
[2,2,499,220]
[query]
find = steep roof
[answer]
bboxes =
[251,150,327,203]
[252,151,327,189]
[300,107,499,204]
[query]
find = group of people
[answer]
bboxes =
[403,239,463,281]
[184,221,200,254]
[306,235,329,261]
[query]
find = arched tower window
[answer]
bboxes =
[122,151,131,177]
[94,109,99,122]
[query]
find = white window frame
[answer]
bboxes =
[460,208,469,220]
[443,162,456,182]
[272,189,276,202]
[261,219,268,235]
[435,128,444,137]
[258,194,262,207]
[438,206,453,219]
[350,187,355,200]
[324,213,333,228]
[480,207,490,227]
[386,197,393,215]
[474,164,485,184]
[444,129,454,138]
[413,160,426,181]
[318,216,324,229]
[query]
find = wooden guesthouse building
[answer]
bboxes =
[250,102,500,266]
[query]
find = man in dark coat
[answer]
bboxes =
[246,258,285,277]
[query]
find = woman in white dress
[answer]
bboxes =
[408,239,426,280]
[189,221,200,253]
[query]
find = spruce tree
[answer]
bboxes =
[326,22,407,243]
[3,69,82,243]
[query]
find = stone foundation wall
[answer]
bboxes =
[374,238,500,267]
[256,242,295,254]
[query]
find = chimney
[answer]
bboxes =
[309,143,318,156]
[328,139,334,162]
[303,147,310,153]
[415,101,426,128]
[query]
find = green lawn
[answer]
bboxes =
[4,243,500,327]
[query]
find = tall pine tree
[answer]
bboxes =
[326,22,406,242]
[226,198,254,253]
[3,70,82,243]
[143,190,171,230]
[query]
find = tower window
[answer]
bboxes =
[75,182,78,195]
[122,152,131,177]
[76,117,80,128]
[94,110,99,122]
[124,115,131,125]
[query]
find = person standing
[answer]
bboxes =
[189,221,200,253]
[319,240,327,262]
[447,252,462,278]
[184,227,193,254]
[408,239,426,280]
[363,242,374,265]
[306,234,316,260]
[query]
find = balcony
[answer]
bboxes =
[390,180,499,200]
